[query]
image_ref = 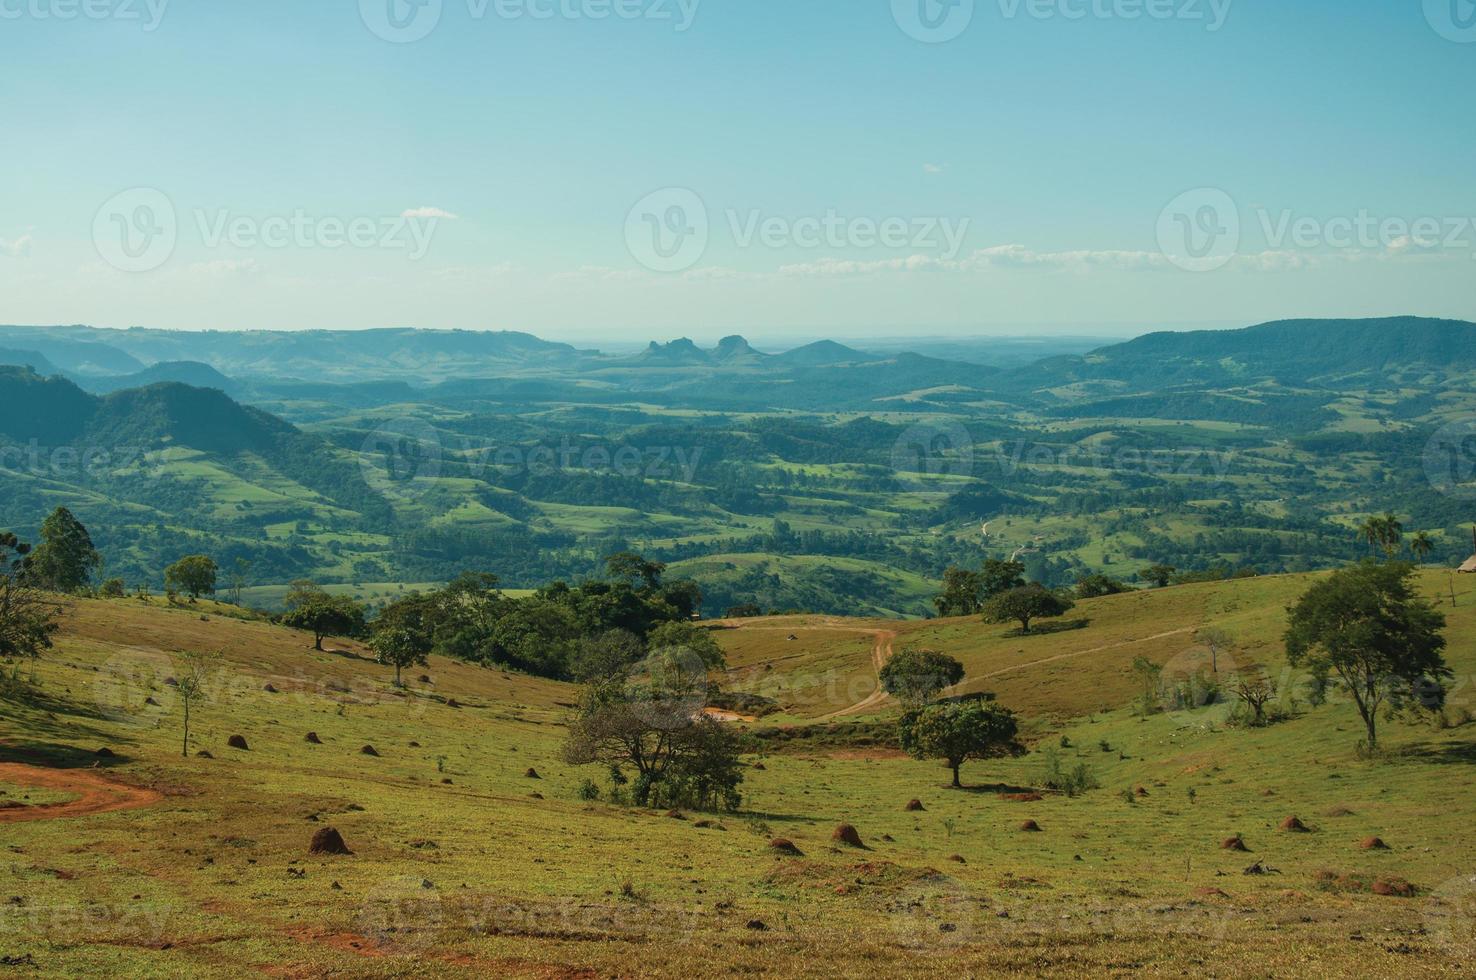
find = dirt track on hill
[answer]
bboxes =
[715,618,897,720]
[0,762,162,824]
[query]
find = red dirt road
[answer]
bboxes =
[0,762,162,823]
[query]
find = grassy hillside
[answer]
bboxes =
[2,571,1475,975]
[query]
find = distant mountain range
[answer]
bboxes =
[2,317,1473,416]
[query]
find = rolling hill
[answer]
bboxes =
[1,571,1472,975]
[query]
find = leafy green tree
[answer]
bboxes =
[606,552,666,591]
[165,555,218,600]
[934,566,984,617]
[562,675,743,811]
[281,593,366,651]
[647,620,725,669]
[29,507,101,593]
[899,699,1021,788]
[879,646,964,708]
[369,595,436,686]
[982,585,1075,634]
[571,629,646,683]
[935,559,1027,617]
[1141,564,1177,588]
[1076,573,1129,599]
[0,532,59,667]
[1285,561,1448,750]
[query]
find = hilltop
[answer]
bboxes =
[1,570,1474,975]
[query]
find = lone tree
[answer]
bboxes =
[29,507,102,593]
[369,595,435,686]
[1410,531,1435,564]
[879,646,965,708]
[0,532,60,668]
[1285,561,1448,751]
[1234,671,1275,726]
[165,555,218,601]
[1195,626,1234,673]
[1141,564,1177,588]
[982,585,1075,634]
[563,672,743,812]
[176,650,209,758]
[899,699,1022,788]
[282,590,366,651]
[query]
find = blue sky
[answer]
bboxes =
[2,0,1474,342]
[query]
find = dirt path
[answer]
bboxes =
[967,626,1198,686]
[714,619,898,720]
[0,762,163,824]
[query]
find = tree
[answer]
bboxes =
[281,593,366,651]
[647,620,725,670]
[1141,564,1177,588]
[29,507,101,593]
[1410,531,1435,564]
[879,646,964,708]
[605,552,666,592]
[1195,627,1234,674]
[0,532,60,667]
[1285,561,1449,751]
[1234,672,1275,726]
[982,585,1075,634]
[369,595,436,686]
[899,699,1021,788]
[176,650,209,758]
[978,559,1027,599]
[934,560,1025,618]
[1131,655,1162,715]
[934,567,983,617]
[1076,573,1129,599]
[228,558,252,606]
[1378,512,1404,559]
[165,555,218,600]
[562,675,743,811]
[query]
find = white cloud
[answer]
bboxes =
[0,233,33,258]
[923,163,946,174]
[401,207,459,220]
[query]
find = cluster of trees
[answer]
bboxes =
[358,553,713,685]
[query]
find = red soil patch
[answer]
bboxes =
[1280,816,1310,832]
[946,854,966,864]
[1019,820,1042,832]
[226,735,249,750]
[0,762,162,824]
[832,824,864,847]
[1194,887,1231,899]
[1221,836,1249,851]
[904,799,924,811]
[1361,837,1389,850]
[1134,787,1150,797]
[768,838,803,856]
[308,827,353,855]
[1372,877,1416,897]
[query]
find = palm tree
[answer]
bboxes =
[1358,516,1382,557]
[1411,531,1435,564]
[1379,512,1404,559]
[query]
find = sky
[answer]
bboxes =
[1,0,1474,344]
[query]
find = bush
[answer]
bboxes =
[578,778,601,801]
